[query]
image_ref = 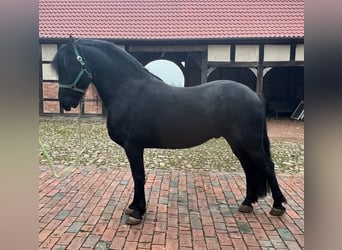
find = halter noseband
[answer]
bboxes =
[59,43,93,93]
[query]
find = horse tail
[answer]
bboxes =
[263,119,271,159]
[233,119,272,201]
[258,94,271,159]
[252,101,272,198]
[244,119,272,201]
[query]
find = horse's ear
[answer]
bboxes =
[69,34,76,46]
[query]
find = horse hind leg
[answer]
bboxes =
[229,144,269,214]
[263,121,286,216]
[246,148,287,216]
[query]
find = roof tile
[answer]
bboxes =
[39,0,304,39]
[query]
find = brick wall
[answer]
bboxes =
[42,83,103,114]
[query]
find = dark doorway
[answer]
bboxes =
[263,67,304,117]
[207,67,257,91]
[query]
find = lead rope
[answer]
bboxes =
[39,102,85,178]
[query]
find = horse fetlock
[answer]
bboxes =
[270,207,286,216]
[125,208,144,225]
[125,205,146,217]
[238,204,253,213]
[125,208,135,216]
[270,205,286,216]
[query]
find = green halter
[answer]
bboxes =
[59,44,93,93]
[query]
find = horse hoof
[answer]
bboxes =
[238,204,253,213]
[125,208,135,216]
[126,216,142,225]
[270,207,286,216]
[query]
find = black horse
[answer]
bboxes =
[52,38,286,225]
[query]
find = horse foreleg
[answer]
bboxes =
[124,144,146,225]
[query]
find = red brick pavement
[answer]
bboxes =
[39,166,304,249]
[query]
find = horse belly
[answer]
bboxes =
[154,121,215,149]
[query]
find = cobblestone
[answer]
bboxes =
[39,166,304,249]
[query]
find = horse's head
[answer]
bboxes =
[52,38,93,111]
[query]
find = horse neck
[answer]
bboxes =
[84,44,155,106]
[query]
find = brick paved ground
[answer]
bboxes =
[39,166,304,249]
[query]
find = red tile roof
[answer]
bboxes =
[39,0,304,40]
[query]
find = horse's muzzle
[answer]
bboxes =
[59,90,81,111]
[61,101,79,111]
[61,103,71,111]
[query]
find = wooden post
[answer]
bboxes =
[39,71,43,115]
[201,48,208,84]
[256,44,264,94]
[256,65,264,94]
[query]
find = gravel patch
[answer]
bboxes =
[39,118,304,174]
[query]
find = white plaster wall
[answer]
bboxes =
[41,44,58,61]
[208,45,231,62]
[264,44,291,61]
[295,44,304,61]
[42,63,58,80]
[235,45,259,62]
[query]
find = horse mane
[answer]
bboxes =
[78,39,163,82]
[51,44,65,74]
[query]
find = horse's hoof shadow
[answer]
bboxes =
[126,216,142,225]
[270,207,286,216]
[238,204,253,213]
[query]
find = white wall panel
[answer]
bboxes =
[41,44,58,61]
[295,44,304,61]
[264,44,291,61]
[208,45,231,62]
[235,45,259,62]
[42,63,58,80]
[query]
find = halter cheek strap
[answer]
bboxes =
[59,45,93,93]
